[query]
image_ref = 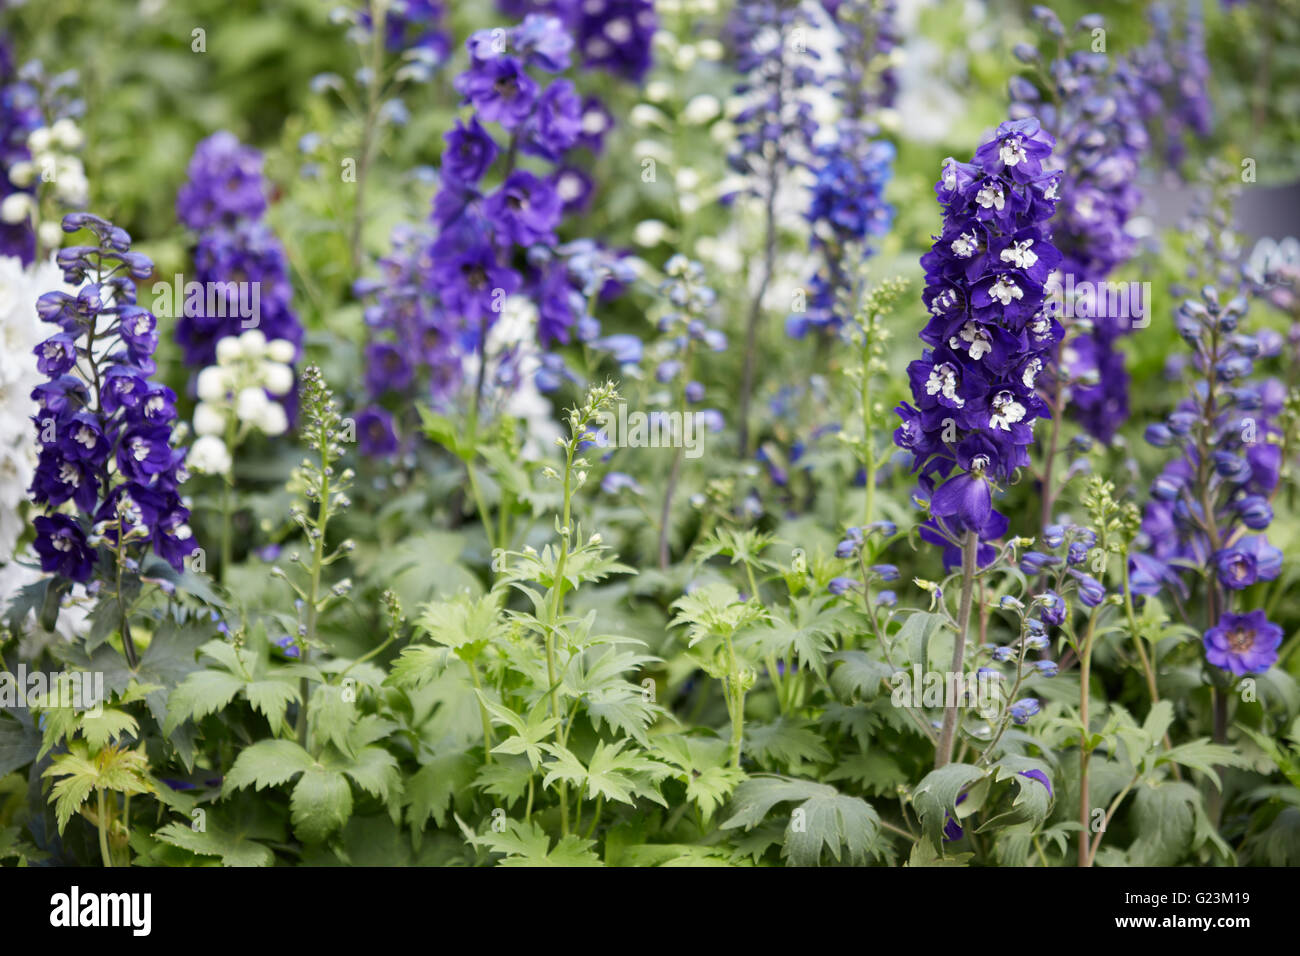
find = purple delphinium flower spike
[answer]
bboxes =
[30,213,196,582]
[896,119,1062,569]
[174,132,303,410]
[1010,13,1150,443]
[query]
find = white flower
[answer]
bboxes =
[235,386,268,422]
[976,182,1004,211]
[215,336,244,365]
[26,127,52,154]
[633,220,671,247]
[682,94,721,125]
[1000,239,1038,269]
[989,276,1023,306]
[192,401,226,436]
[950,322,992,361]
[51,117,84,150]
[266,338,296,363]
[7,161,34,188]
[999,135,1027,167]
[645,80,672,103]
[36,221,62,250]
[256,401,288,437]
[262,361,294,397]
[0,193,33,225]
[238,328,267,358]
[951,232,980,258]
[1022,357,1043,389]
[989,391,1027,431]
[188,435,232,475]
[629,104,669,130]
[196,365,230,402]
[925,362,964,407]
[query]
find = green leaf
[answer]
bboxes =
[742,596,847,679]
[342,746,400,803]
[244,679,301,736]
[473,819,602,866]
[480,694,559,770]
[222,739,314,794]
[416,593,505,652]
[1157,739,1254,789]
[829,651,895,700]
[290,769,353,843]
[0,713,42,777]
[1129,781,1199,865]
[163,670,245,735]
[80,708,139,752]
[784,790,881,866]
[745,717,832,768]
[309,683,358,757]
[720,775,881,866]
[388,645,452,689]
[912,763,987,849]
[408,749,478,831]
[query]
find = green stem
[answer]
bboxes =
[468,661,494,763]
[724,630,745,768]
[935,531,977,769]
[1078,611,1097,868]
[96,788,113,868]
[296,463,330,749]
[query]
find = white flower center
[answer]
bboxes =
[976,182,1005,211]
[989,391,1027,431]
[949,322,992,361]
[1000,239,1038,269]
[999,136,1027,167]
[75,426,96,449]
[1022,357,1043,388]
[951,232,980,258]
[989,276,1024,306]
[925,362,965,407]
[929,288,957,315]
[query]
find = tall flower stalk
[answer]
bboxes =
[894,119,1062,766]
[30,213,195,666]
[272,366,355,744]
[727,0,818,455]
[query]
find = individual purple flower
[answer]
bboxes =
[453,54,538,130]
[484,169,561,246]
[442,117,499,185]
[513,13,573,72]
[175,131,268,230]
[523,79,583,160]
[33,514,95,582]
[34,333,77,376]
[1009,698,1041,724]
[1203,609,1282,676]
[356,406,400,457]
